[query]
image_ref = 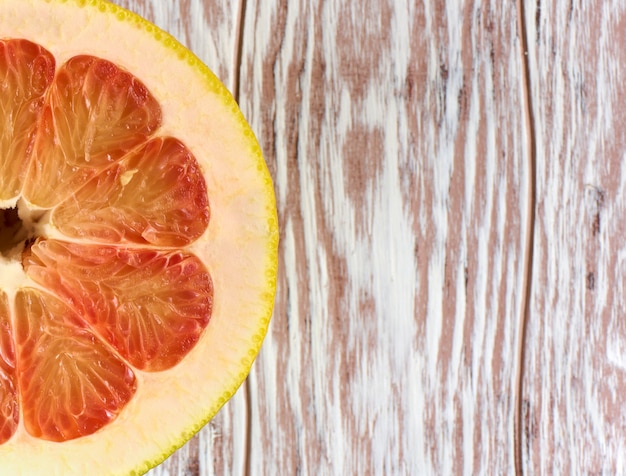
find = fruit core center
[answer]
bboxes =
[0,201,45,260]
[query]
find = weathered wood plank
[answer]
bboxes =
[109,1,246,475]
[521,2,626,473]
[238,0,529,473]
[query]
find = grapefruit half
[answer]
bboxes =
[0,0,278,474]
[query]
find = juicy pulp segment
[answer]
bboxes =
[22,54,162,208]
[0,39,55,201]
[15,289,137,442]
[24,240,213,371]
[0,293,17,444]
[0,38,213,442]
[52,136,210,246]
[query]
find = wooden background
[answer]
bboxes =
[107,0,626,474]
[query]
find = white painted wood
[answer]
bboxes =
[238,0,529,474]
[521,1,626,473]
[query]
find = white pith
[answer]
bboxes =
[0,1,278,475]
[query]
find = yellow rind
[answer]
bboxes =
[0,0,278,474]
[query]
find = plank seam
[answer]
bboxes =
[514,0,537,474]
[232,0,248,103]
[231,2,253,475]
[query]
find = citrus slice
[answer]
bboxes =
[0,1,277,474]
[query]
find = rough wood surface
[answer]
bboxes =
[237,0,529,474]
[520,2,626,474]
[107,0,625,474]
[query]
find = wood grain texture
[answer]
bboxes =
[237,0,529,474]
[521,2,626,473]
